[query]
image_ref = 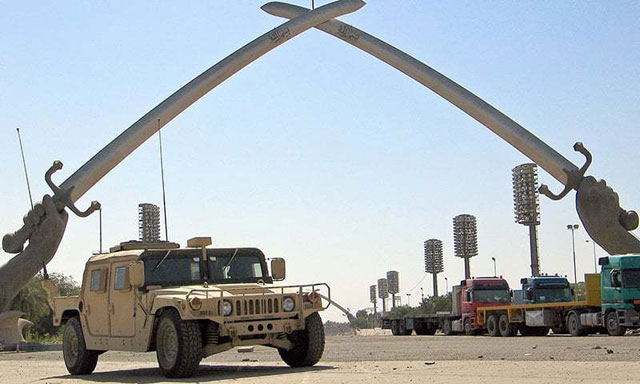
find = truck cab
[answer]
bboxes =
[457,277,511,335]
[599,255,640,335]
[515,276,573,304]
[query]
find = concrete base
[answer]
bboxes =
[1,342,62,352]
[0,311,33,346]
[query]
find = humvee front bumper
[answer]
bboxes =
[221,318,305,338]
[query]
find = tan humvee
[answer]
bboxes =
[48,237,329,378]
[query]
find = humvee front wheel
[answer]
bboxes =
[63,317,99,375]
[155,309,202,378]
[278,312,325,367]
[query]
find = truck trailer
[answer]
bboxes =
[383,277,511,336]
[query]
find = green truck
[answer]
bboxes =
[597,255,640,335]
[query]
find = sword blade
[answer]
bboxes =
[262,1,578,186]
[62,0,365,203]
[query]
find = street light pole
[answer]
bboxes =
[420,287,424,304]
[491,257,496,277]
[444,277,448,294]
[406,293,411,307]
[567,224,579,298]
[586,239,597,273]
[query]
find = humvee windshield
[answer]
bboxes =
[142,248,271,287]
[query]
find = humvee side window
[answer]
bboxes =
[90,269,101,291]
[114,266,129,290]
[252,263,262,278]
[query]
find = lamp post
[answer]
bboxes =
[512,163,541,277]
[99,207,103,254]
[444,277,448,294]
[586,239,597,273]
[406,293,411,307]
[420,287,424,304]
[567,224,579,297]
[491,257,496,277]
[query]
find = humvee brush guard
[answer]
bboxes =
[48,237,329,378]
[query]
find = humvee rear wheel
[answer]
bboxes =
[278,312,325,367]
[155,309,202,378]
[63,317,99,375]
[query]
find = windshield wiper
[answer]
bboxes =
[221,248,240,278]
[152,250,173,272]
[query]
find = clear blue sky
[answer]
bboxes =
[1,1,639,321]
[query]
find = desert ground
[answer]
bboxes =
[2,334,640,383]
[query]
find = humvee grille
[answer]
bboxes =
[234,297,280,316]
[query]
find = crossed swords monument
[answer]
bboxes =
[1,0,638,344]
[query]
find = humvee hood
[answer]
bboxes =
[150,284,281,297]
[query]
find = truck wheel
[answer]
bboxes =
[398,320,412,336]
[155,309,203,378]
[279,312,325,367]
[464,318,476,336]
[487,315,500,337]
[498,314,515,337]
[443,319,453,336]
[566,311,587,337]
[63,317,99,375]
[391,320,400,336]
[606,311,627,336]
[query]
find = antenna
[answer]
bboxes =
[157,119,169,241]
[99,207,103,253]
[16,128,34,210]
[16,128,48,278]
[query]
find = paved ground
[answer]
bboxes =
[2,334,640,383]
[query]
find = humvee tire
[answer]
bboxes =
[63,317,99,375]
[155,309,203,378]
[278,312,325,367]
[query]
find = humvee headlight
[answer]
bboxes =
[189,297,202,311]
[283,297,295,312]
[222,300,233,316]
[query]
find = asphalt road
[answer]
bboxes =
[2,334,640,383]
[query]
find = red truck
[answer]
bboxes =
[383,277,511,336]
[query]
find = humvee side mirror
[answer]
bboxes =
[129,261,145,288]
[271,258,286,281]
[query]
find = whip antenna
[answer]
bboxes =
[17,128,48,277]
[158,119,169,241]
[16,128,34,210]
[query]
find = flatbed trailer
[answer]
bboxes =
[382,313,454,336]
[476,274,603,337]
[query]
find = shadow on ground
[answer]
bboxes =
[46,364,335,383]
